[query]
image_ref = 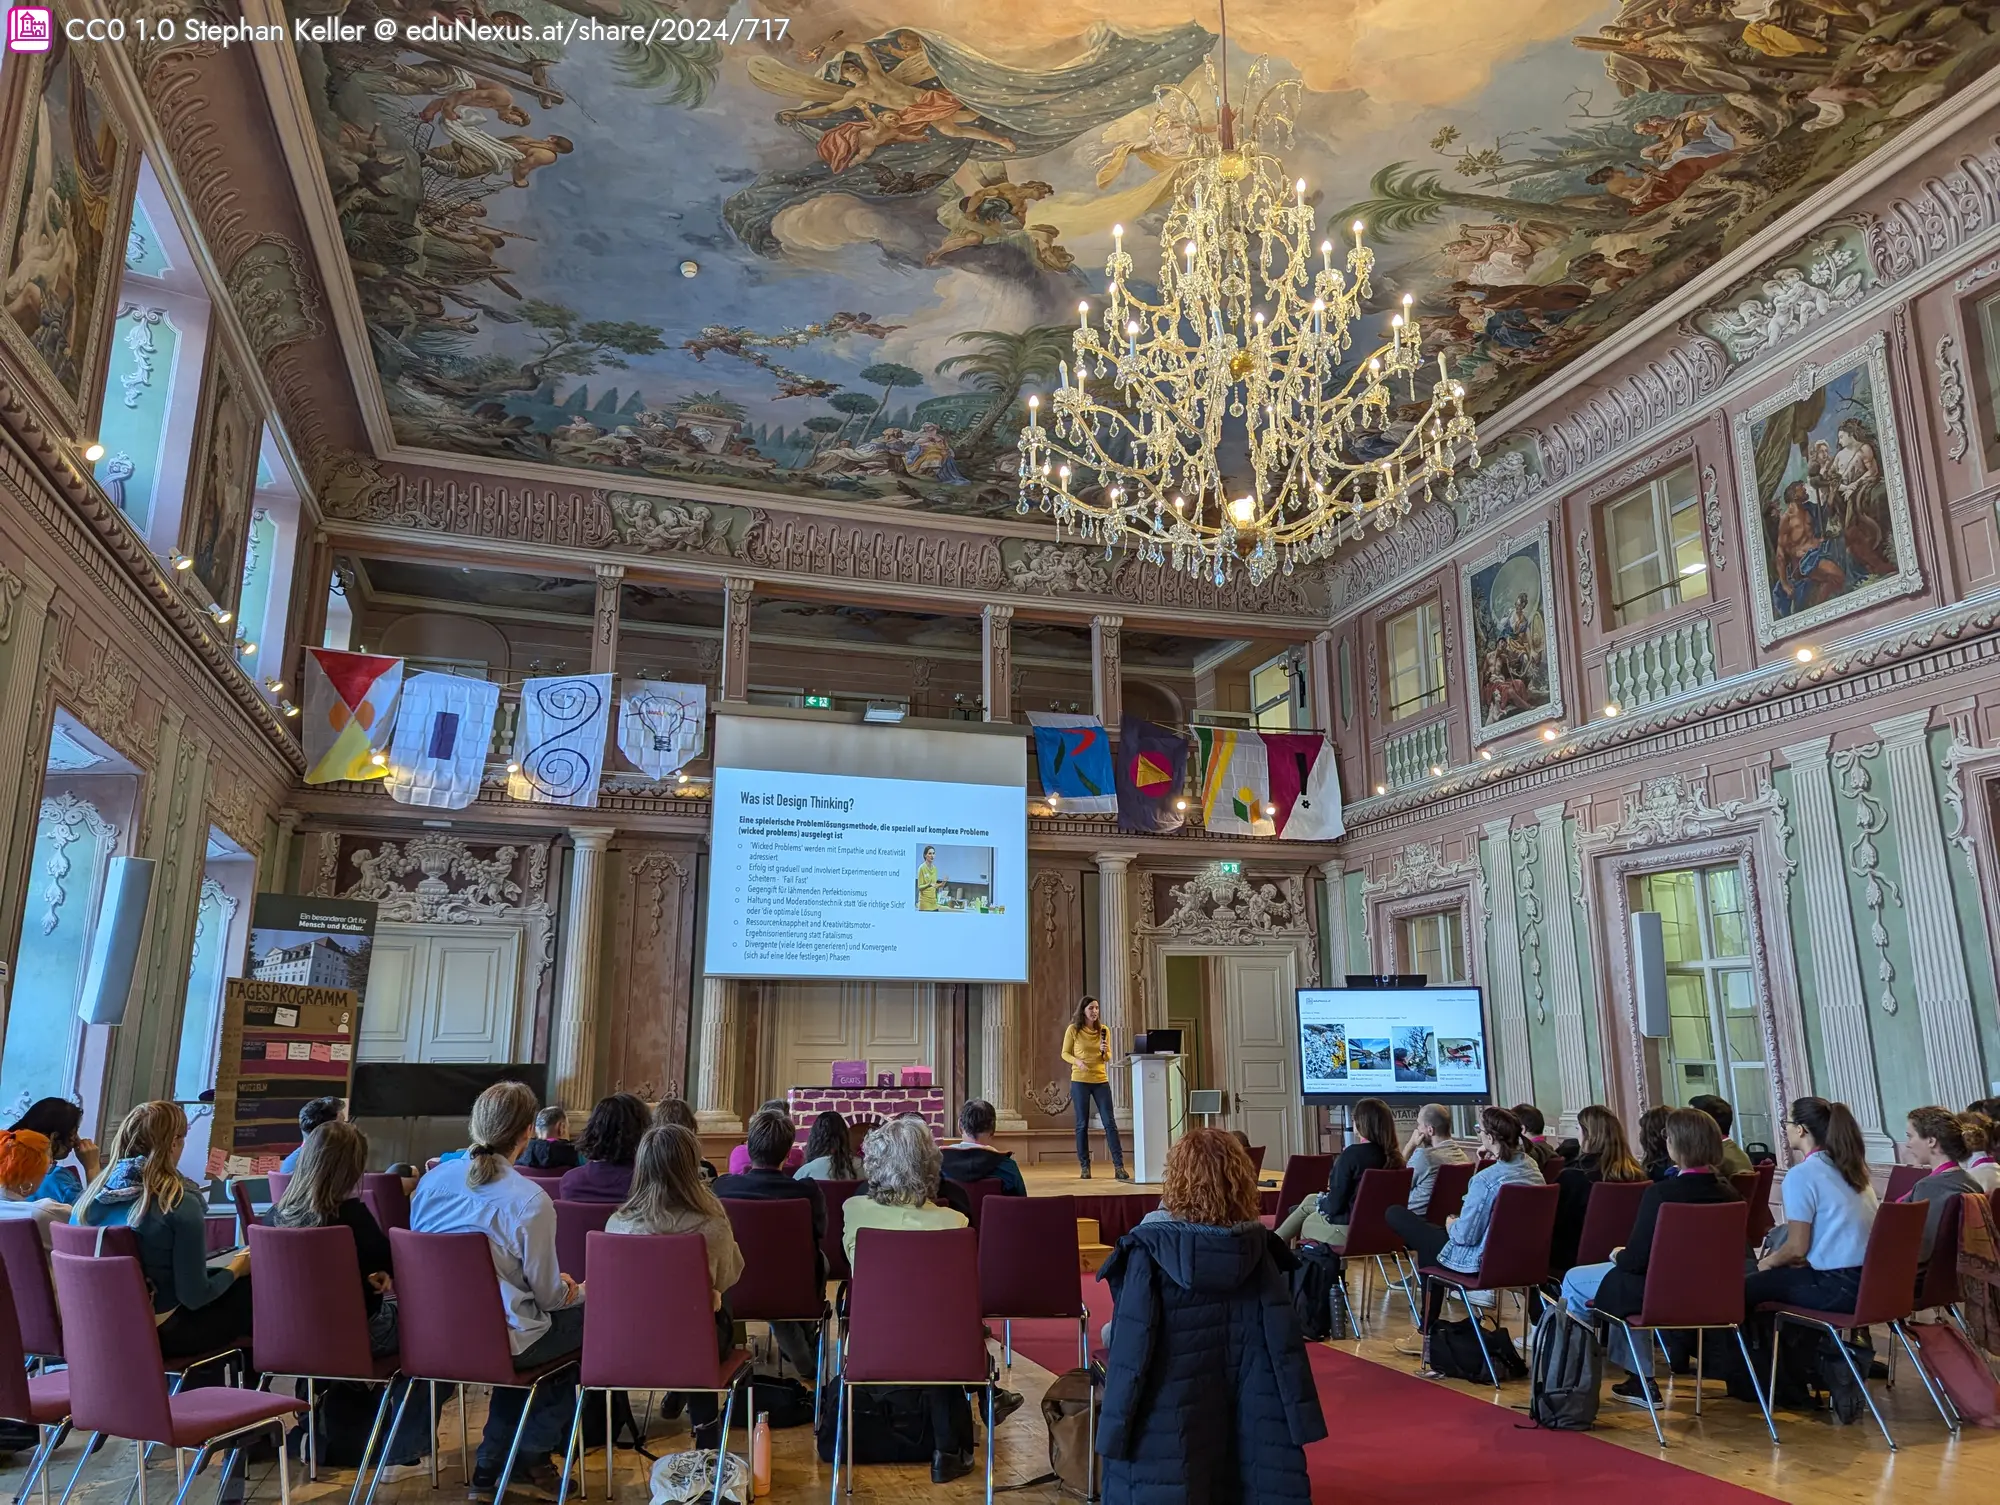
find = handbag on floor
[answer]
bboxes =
[812,1374,967,1464]
[1527,1307,1601,1429]
[1911,1321,2000,1426]
[1430,1316,1528,1382]
[1290,1242,1346,1342]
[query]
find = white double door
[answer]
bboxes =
[1164,947,1303,1162]
[360,922,526,1063]
[764,981,940,1097]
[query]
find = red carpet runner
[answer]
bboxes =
[1008,1281,1777,1502]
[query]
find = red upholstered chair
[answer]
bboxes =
[1416,1183,1560,1386]
[227,1180,260,1244]
[1333,1168,1415,1330]
[249,1226,401,1492]
[1573,1179,1651,1268]
[385,1230,579,1498]
[553,1200,614,1278]
[557,1232,750,1505]
[979,1195,1085,1369]
[819,1180,862,1282]
[1914,1192,1965,1316]
[0,1262,72,1503]
[1541,1156,1567,1181]
[1729,1166,1779,1250]
[49,1252,306,1505]
[1262,1155,1335,1231]
[267,1172,292,1205]
[955,1178,1007,1230]
[358,1174,411,1233]
[0,1219,63,1364]
[50,1222,138,1259]
[720,1198,831,1408]
[834,1228,994,1503]
[1883,1163,1926,1203]
[1247,1145,1268,1176]
[1756,1199,1945,1449]
[1582,1201,1771,1448]
[1423,1161,1475,1228]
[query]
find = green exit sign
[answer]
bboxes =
[1216,861,1242,875]
[803,694,831,709]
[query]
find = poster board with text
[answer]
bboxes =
[206,978,358,1178]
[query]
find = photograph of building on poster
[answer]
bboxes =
[246,894,376,995]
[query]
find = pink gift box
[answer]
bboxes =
[899,1066,933,1087]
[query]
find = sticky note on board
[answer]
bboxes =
[310,1043,333,1063]
[287,1042,312,1061]
[264,1043,287,1061]
[330,1044,352,1062]
[274,1007,299,1027]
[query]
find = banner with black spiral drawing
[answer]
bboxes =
[509,673,613,808]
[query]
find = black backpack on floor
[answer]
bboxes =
[1430,1316,1528,1382]
[1528,1307,1602,1429]
[1290,1242,1347,1341]
[813,1374,971,1464]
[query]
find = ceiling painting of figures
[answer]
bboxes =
[290,0,2000,520]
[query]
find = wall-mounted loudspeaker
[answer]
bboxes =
[77,857,155,1026]
[1632,910,1668,1039]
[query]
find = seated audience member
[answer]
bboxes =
[74,1101,253,1360]
[271,1122,397,1353]
[1101,1129,1325,1500]
[939,1100,1025,1197]
[1961,1113,1998,1193]
[1561,1107,1740,1405]
[794,1111,861,1182]
[608,1125,743,1446]
[1745,1095,1876,1400]
[728,1100,806,1176]
[557,1093,649,1204]
[1637,1105,1673,1182]
[1551,1104,1647,1272]
[651,1097,717,1180]
[1383,1106,1544,1355]
[712,1107,826,1383]
[516,1107,581,1171]
[1510,1102,1575,1170]
[280,1097,345,1173]
[411,1082,582,1502]
[0,1119,63,1229]
[1403,1104,1471,1219]
[11,1098,96,1204]
[1900,1106,1979,1263]
[1689,1094,1754,1178]
[1276,1096,1401,1247]
[839,1116,988,1485]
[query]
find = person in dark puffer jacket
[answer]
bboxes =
[1097,1128,1325,1504]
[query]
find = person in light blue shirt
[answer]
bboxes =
[410,1082,582,1502]
[12,1098,95,1204]
[278,1097,345,1174]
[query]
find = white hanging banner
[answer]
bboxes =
[619,680,707,780]
[510,674,613,808]
[385,672,499,810]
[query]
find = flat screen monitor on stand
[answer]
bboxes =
[1296,985,1493,1107]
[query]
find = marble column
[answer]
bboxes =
[982,984,1029,1131]
[547,826,615,1116]
[694,976,744,1133]
[1307,630,1336,734]
[1780,736,1891,1157]
[721,576,755,702]
[982,604,1014,723]
[1534,805,1592,1135]
[1875,711,1987,1109]
[1481,817,1535,1106]
[1094,851,1136,1123]
[1317,861,1347,984]
[1091,614,1123,729]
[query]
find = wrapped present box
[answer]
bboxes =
[830,1060,869,1088]
[899,1066,934,1087]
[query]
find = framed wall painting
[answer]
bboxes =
[0,28,138,435]
[1731,332,1922,649]
[1459,520,1563,746]
[180,348,263,615]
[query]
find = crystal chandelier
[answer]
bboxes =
[1015,51,1481,587]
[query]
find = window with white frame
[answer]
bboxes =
[1600,464,1708,628]
[1250,652,1300,730]
[1383,601,1445,721]
[1397,909,1465,983]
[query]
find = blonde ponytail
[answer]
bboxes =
[466,1081,538,1186]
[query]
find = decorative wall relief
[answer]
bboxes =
[1693,228,1872,364]
[36,793,116,935]
[1830,740,1901,1015]
[1360,842,1481,901]
[1732,334,1923,648]
[1461,522,1563,746]
[223,235,326,360]
[1510,826,1546,1025]
[1156,866,1312,943]
[602,844,698,1101]
[1936,333,1971,463]
[1860,139,2000,285]
[1700,463,1727,574]
[1530,341,1731,490]
[1575,528,1595,627]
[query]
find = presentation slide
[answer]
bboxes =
[705,715,1028,982]
[1296,986,1492,1103]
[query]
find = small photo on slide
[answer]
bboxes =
[914,843,1000,914]
[1303,1022,1347,1080]
[1439,1037,1483,1073]
[1394,1026,1439,1083]
[1348,1037,1392,1073]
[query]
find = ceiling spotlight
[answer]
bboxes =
[1429,765,1443,777]
[280,700,300,718]
[679,260,698,278]
[1263,802,1277,816]
[170,553,193,571]
[1173,797,1189,812]
[80,441,105,464]
[206,603,232,625]
[1373,784,1386,796]
[1478,748,1493,761]
[506,761,521,775]
[1603,702,1620,718]
[367,751,387,767]
[675,770,688,783]
[1794,646,1815,663]
[1541,725,1560,742]
[238,641,257,657]
[264,679,284,694]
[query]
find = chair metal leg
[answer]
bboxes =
[493,1376,546,1505]
[1768,1314,1783,1420]
[456,1384,469,1486]
[1695,1330,1705,1417]
[135,1441,146,1505]
[556,1388,587,1505]
[363,1381,417,1505]
[1003,1319,1012,1370]
[53,1435,99,1505]
[708,1381,737,1505]
[277,1428,293,1505]
[1816,1319,1896,1449]
[427,1382,439,1490]
[13,1421,69,1505]
[163,1449,203,1505]
[813,1316,827,1430]
[305,1378,318,1482]
[1082,1317,1096,1504]
[1890,1320,1961,1434]
[1606,1318,1666,1448]
[347,1385,394,1505]
[600,1386,612,1500]
[212,1449,243,1505]
[1734,1328,1779,1444]
[984,1383,995,1505]
[1460,1290,1500,1388]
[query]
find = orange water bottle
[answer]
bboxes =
[752,1412,771,1496]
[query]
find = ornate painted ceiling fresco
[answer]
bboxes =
[291,1,2000,521]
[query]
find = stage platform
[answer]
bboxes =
[1018,1161,1286,1243]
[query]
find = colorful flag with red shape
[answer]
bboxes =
[1027,712,1117,814]
[1116,716,1188,833]
[303,649,402,785]
[1263,732,1345,840]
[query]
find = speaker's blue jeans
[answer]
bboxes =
[1071,1080,1124,1170]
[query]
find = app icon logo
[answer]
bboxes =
[6,7,52,51]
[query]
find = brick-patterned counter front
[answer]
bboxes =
[787,1086,945,1143]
